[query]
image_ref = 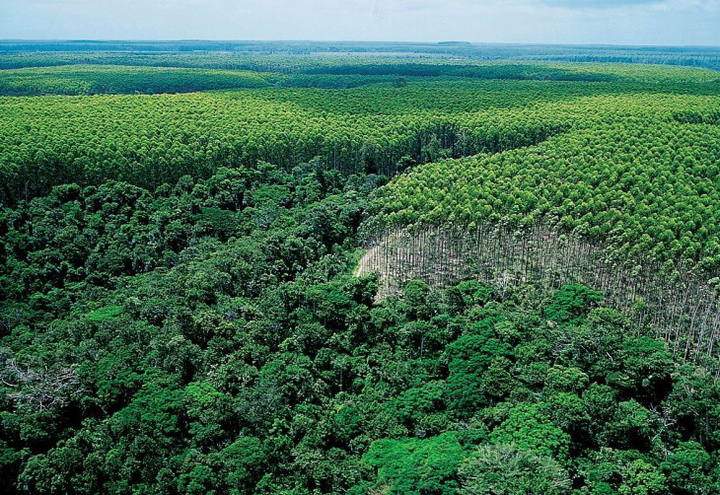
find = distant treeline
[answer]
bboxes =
[1,40,719,70]
[0,65,273,96]
[0,63,625,96]
[303,63,618,82]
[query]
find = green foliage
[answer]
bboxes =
[445,332,513,412]
[546,284,604,323]
[457,443,571,495]
[1,51,720,495]
[363,432,467,495]
[85,305,124,322]
[577,449,669,495]
[661,441,716,494]
[4,59,720,207]
[0,65,272,96]
[489,403,571,460]
[372,92,720,274]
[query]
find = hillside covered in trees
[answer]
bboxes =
[2,43,720,494]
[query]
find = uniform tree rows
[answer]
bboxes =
[0,62,633,96]
[369,96,720,276]
[0,65,272,96]
[3,63,719,206]
[0,81,591,205]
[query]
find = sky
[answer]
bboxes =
[0,0,718,46]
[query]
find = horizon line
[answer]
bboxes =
[1,39,720,49]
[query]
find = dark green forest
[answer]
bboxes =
[4,165,720,495]
[2,43,720,494]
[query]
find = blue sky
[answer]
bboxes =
[1,0,718,46]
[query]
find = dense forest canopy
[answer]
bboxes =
[2,42,720,494]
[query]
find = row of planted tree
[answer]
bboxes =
[357,223,720,368]
[0,87,571,205]
[3,62,719,206]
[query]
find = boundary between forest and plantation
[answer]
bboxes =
[356,223,720,369]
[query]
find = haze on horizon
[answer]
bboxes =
[0,0,719,47]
